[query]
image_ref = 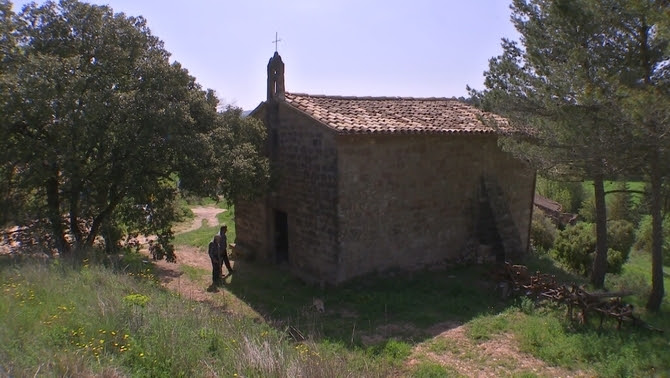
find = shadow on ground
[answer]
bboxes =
[219,257,516,347]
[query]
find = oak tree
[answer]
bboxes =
[1,0,270,261]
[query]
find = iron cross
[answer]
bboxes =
[272,32,282,52]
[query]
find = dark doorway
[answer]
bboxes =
[274,210,289,263]
[477,190,505,263]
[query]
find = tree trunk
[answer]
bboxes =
[646,156,665,311]
[590,174,608,288]
[46,176,71,255]
[69,183,83,248]
[84,187,122,249]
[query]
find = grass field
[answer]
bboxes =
[607,250,670,310]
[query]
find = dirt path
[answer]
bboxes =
[149,206,229,302]
[177,206,226,233]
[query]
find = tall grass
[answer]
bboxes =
[0,256,393,377]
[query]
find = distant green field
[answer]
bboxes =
[581,180,645,192]
[582,180,646,204]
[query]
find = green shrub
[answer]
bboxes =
[633,215,670,263]
[175,201,194,222]
[607,220,635,256]
[578,195,596,223]
[530,210,557,254]
[518,296,536,315]
[552,221,632,276]
[536,177,584,213]
[369,339,412,362]
[123,293,150,307]
[411,361,453,377]
[633,215,652,253]
[552,222,595,276]
[606,248,626,274]
[607,182,639,223]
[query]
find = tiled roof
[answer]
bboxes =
[534,194,562,213]
[283,93,508,135]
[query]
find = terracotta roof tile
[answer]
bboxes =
[534,194,563,213]
[284,93,508,135]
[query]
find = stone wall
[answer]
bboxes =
[267,103,340,283]
[335,134,534,282]
[234,199,269,260]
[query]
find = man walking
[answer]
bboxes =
[218,225,234,275]
[208,235,223,286]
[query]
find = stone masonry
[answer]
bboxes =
[234,53,536,285]
[335,134,534,282]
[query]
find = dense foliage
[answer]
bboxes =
[0,0,269,260]
[553,222,597,275]
[552,220,635,275]
[529,210,558,254]
[535,177,585,214]
[634,215,670,262]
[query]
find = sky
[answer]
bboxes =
[12,0,519,110]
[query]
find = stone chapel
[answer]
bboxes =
[234,52,536,284]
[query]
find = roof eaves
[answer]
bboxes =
[248,101,266,118]
[280,100,341,135]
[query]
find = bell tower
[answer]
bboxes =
[267,52,285,101]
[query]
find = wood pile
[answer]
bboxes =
[496,263,663,333]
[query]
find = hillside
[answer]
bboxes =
[1,205,668,377]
